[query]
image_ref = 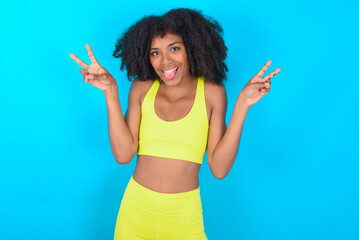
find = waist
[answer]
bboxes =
[122,176,203,216]
[133,155,201,193]
[138,138,206,164]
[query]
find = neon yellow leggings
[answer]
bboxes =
[114,176,208,240]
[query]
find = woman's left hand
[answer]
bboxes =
[238,60,281,108]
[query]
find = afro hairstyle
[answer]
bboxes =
[113,8,228,85]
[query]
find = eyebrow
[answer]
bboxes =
[150,41,182,50]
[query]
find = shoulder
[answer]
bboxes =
[204,78,227,111]
[128,79,156,106]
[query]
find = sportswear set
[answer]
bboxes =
[114,76,209,239]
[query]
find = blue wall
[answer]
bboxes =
[1,0,358,239]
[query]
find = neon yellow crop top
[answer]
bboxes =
[137,76,209,164]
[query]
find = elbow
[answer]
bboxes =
[113,146,137,165]
[115,156,131,165]
[214,172,228,180]
[111,142,137,165]
[209,158,228,180]
[114,152,136,165]
[210,166,228,179]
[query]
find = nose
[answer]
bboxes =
[161,52,173,66]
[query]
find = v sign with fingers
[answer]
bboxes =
[70,44,117,91]
[238,60,281,108]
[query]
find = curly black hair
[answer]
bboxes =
[112,8,228,85]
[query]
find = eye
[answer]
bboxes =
[171,47,180,52]
[150,51,159,56]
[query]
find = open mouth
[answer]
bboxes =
[162,67,179,80]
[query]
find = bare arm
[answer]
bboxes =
[207,60,281,179]
[70,44,141,164]
[103,84,140,164]
[207,89,249,179]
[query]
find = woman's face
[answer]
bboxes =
[149,33,191,86]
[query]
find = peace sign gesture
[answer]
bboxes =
[70,44,117,91]
[238,60,281,108]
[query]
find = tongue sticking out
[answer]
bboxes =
[163,68,177,80]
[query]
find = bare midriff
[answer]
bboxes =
[132,155,201,193]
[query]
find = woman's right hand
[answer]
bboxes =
[70,44,117,91]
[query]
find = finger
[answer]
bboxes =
[85,44,98,63]
[252,82,267,88]
[260,87,270,96]
[84,73,110,85]
[264,80,271,88]
[262,68,281,82]
[80,69,89,82]
[255,60,272,79]
[70,53,89,69]
[80,68,88,76]
[85,73,108,81]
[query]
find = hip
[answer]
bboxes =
[123,175,203,216]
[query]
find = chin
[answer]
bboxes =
[162,78,179,87]
[161,74,182,86]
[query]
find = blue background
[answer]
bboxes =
[1,0,358,239]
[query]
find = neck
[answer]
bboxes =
[161,74,197,94]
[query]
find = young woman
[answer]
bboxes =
[70,8,280,240]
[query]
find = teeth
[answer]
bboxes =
[163,67,178,73]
